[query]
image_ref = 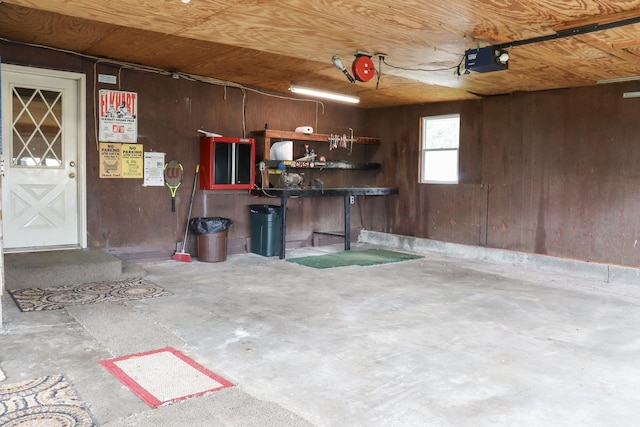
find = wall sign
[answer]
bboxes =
[99,142,122,178]
[99,89,138,143]
[99,143,144,179]
[122,143,143,178]
[98,74,117,84]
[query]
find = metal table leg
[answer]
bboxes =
[344,195,351,251]
[280,193,287,259]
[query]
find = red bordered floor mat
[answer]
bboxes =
[100,347,233,408]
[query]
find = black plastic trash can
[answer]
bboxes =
[249,205,282,257]
[189,217,233,262]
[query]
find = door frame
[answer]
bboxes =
[2,64,87,251]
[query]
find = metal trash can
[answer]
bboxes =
[249,205,282,257]
[189,217,233,262]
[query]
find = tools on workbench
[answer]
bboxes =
[278,171,305,188]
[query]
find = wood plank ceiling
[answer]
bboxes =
[2,0,640,108]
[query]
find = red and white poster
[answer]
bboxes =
[99,89,138,143]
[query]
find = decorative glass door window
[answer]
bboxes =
[12,86,63,167]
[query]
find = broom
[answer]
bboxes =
[173,164,199,262]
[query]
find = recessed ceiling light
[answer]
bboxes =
[181,0,190,3]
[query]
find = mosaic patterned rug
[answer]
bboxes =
[101,347,233,408]
[0,374,94,426]
[9,278,170,312]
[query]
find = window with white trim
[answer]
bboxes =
[420,114,460,184]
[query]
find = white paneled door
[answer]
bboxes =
[1,65,86,251]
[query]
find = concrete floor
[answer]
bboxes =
[2,241,640,426]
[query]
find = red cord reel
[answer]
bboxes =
[352,55,375,82]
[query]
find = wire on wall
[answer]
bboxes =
[0,37,327,145]
[92,62,99,151]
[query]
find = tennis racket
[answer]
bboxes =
[164,160,184,212]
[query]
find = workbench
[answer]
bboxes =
[250,187,399,259]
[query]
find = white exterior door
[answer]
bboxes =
[1,65,86,251]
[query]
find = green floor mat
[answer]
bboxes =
[287,248,422,269]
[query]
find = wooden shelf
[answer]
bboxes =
[250,129,381,160]
[263,159,380,170]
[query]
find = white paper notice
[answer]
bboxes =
[144,152,165,186]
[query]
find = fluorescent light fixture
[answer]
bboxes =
[623,91,640,98]
[597,75,640,84]
[289,85,359,104]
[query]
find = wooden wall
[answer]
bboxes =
[365,83,640,268]
[6,39,640,268]
[1,41,384,258]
